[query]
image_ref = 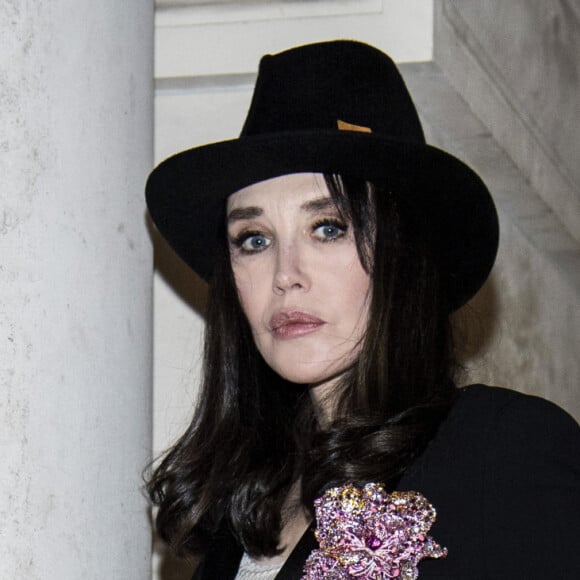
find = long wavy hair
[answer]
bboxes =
[147,174,458,558]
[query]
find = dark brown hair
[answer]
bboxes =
[147,174,457,558]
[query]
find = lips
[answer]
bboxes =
[269,310,326,339]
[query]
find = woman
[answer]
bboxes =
[146,41,580,579]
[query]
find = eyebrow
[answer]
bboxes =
[227,196,337,224]
[227,206,263,223]
[300,197,337,213]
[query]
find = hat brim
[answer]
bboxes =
[146,130,498,310]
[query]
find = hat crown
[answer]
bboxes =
[146,40,498,309]
[241,40,425,144]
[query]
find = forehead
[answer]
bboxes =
[226,172,330,212]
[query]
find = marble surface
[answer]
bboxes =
[401,60,580,421]
[434,0,580,244]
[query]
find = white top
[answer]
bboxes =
[234,552,285,580]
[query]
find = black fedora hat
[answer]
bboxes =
[146,40,498,310]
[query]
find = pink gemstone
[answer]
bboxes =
[366,535,382,550]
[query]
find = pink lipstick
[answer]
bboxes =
[269,310,325,339]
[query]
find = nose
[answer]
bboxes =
[272,242,310,295]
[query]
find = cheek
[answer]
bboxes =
[345,286,371,339]
[232,264,267,335]
[349,266,371,295]
[329,262,371,315]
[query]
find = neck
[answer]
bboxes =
[308,378,341,428]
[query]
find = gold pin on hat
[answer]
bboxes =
[337,119,372,133]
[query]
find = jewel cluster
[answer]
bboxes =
[301,483,447,579]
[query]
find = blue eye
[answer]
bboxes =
[236,233,272,253]
[313,220,347,241]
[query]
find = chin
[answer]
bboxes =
[257,340,359,387]
[267,357,349,387]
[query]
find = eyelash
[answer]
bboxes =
[230,230,271,254]
[230,218,348,255]
[312,219,348,241]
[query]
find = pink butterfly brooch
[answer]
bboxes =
[302,483,447,579]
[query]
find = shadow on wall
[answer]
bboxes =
[150,219,209,317]
[453,271,501,382]
[155,540,198,580]
[148,216,206,579]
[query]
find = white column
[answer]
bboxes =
[0,2,153,578]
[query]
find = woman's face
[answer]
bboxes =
[227,173,371,390]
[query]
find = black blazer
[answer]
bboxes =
[192,385,580,579]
